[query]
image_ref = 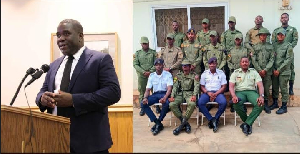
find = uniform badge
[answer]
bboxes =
[228,54,231,58]
[174,76,178,83]
[236,77,242,82]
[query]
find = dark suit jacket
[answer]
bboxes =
[36,47,121,153]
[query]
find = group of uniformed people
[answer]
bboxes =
[133,13,298,136]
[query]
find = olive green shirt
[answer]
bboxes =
[245,26,270,52]
[181,40,202,67]
[252,42,275,75]
[273,42,294,75]
[229,68,262,91]
[202,43,227,70]
[133,48,158,78]
[158,46,184,76]
[227,45,249,71]
[221,29,243,51]
[171,71,200,97]
[272,26,298,48]
[196,30,211,46]
[170,31,187,48]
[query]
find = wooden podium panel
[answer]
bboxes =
[1,105,70,153]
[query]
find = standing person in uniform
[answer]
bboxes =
[196,18,212,74]
[198,57,227,133]
[181,28,203,75]
[271,13,298,97]
[251,28,274,114]
[245,15,271,54]
[169,59,199,135]
[169,21,187,48]
[229,56,264,136]
[221,16,243,93]
[159,33,184,77]
[141,58,173,135]
[202,31,226,70]
[227,33,249,112]
[196,18,212,46]
[271,29,294,114]
[36,19,121,153]
[133,37,159,116]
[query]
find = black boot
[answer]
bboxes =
[264,100,271,114]
[240,123,250,136]
[289,80,294,95]
[139,108,145,116]
[152,119,164,135]
[185,122,191,133]
[276,102,287,114]
[269,98,279,110]
[173,116,187,135]
[155,105,161,114]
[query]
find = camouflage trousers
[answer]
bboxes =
[272,74,290,102]
[137,75,148,103]
[169,92,196,119]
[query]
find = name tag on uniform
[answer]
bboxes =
[236,77,242,82]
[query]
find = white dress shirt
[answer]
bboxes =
[52,46,85,115]
[146,70,173,93]
[200,69,227,91]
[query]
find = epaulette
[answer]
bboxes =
[234,68,241,72]
[194,44,200,48]
[249,68,255,70]
[149,72,155,77]
[203,70,209,73]
[174,46,181,50]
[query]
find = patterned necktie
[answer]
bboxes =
[60,55,74,92]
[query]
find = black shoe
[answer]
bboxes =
[276,102,287,114]
[264,100,271,114]
[139,108,145,116]
[152,122,164,135]
[211,118,218,133]
[150,124,156,132]
[289,80,294,95]
[269,98,279,110]
[208,120,213,129]
[207,104,213,111]
[248,125,252,135]
[240,123,249,136]
[155,105,161,114]
[185,122,191,133]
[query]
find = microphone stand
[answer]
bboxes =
[10,68,36,106]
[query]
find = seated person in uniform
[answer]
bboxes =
[169,59,199,135]
[229,56,264,136]
[141,58,173,135]
[198,57,227,133]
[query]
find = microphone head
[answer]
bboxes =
[26,67,36,75]
[41,64,50,73]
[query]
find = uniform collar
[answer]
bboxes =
[210,43,220,49]
[254,25,263,30]
[237,68,250,73]
[201,30,211,35]
[166,46,174,52]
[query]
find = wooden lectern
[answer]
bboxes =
[1,105,70,153]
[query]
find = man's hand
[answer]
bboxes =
[210,93,217,102]
[195,75,200,81]
[257,96,264,107]
[142,98,148,105]
[190,95,196,102]
[191,65,195,71]
[232,96,239,104]
[259,70,266,78]
[273,70,280,77]
[41,91,56,108]
[168,97,175,102]
[143,71,151,77]
[53,90,73,107]
[159,97,167,104]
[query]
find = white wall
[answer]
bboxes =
[1,0,133,107]
[133,0,300,92]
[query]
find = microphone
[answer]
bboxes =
[10,67,37,106]
[25,64,50,88]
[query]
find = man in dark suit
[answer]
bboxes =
[35,19,121,153]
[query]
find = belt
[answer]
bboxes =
[154,91,167,94]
